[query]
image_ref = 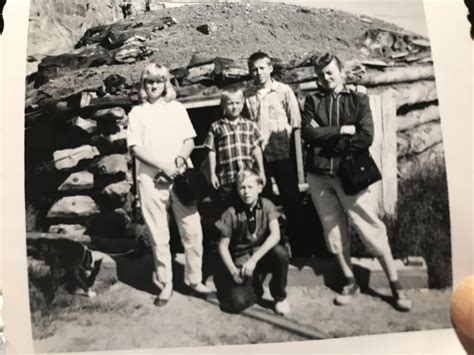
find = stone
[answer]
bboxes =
[58,171,94,192]
[113,44,154,64]
[53,145,100,171]
[89,154,128,177]
[47,196,100,219]
[90,128,128,155]
[48,224,87,235]
[196,23,218,35]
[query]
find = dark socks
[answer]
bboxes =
[390,280,402,298]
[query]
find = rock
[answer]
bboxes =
[73,116,97,134]
[103,74,128,95]
[53,145,100,171]
[48,224,88,235]
[89,154,128,177]
[113,44,154,64]
[47,196,100,219]
[196,23,218,35]
[58,171,94,192]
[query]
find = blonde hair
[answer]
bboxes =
[220,87,244,107]
[138,63,177,103]
[235,168,264,187]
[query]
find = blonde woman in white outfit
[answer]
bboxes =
[127,63,211,306]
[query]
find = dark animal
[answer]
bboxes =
[28,238,103,299]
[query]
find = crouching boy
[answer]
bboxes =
[214,168,290,315]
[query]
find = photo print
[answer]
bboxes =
[23,0,453,352]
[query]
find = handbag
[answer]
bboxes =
[173,157,208,205]
[338,150,382,195]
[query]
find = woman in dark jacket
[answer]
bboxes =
[302,53,411,312]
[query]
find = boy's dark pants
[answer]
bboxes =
[262,158,308,257]
[214,244,289,314]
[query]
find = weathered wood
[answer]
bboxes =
[90,130,128,155]
[368,80,437,108]
[294,129,305,185]
[356,65,434,87]
[73,116,97,134]
[88,208,132,239]
[100,180,133,207]
[397,121,443,158]
[89,154,128,176]
[53,145,100,171]
[48,224,88,236]
[398,143,444,178]
[47,196,100,219]
[90,107,126,121]
[397,105,440,131]
[58,171,94,192]
[369,94,398,216]
[27,232,92,244]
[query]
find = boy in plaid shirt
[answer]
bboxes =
[204,88,265,205]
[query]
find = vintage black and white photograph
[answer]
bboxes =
[23,0,452,352]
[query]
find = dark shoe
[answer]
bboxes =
[154,283,173,307]
[334,283,360,306]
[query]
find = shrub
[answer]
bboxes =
[384,160,452,288]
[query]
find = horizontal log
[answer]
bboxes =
[53,145,100,171]
[90,107,126,121]
[89,154,128,176]
[58,171,94,192]
[73,116,97,134]
[47,196,101,220]
[398,143,444,178]
[397,105,440,131]
[48,224,88,236]
[27,232,91,244]
[397,121,443,158]
[368,80,437,109]
[88,208,132,239]
[356,65,434,87]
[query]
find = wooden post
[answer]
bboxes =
[294,129,305,185]
[369,94,398,216]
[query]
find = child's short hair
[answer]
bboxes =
[235,168,264,187]
[248,51,272,68]
[313,53,344,72]
[138,63,177,103]
[220,87,244,106]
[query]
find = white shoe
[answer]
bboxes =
[189,283,212,295]
[334,283,360,306]
[275,299,291,315]
[394,291,412,312]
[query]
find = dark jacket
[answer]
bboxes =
[301,87,374,176]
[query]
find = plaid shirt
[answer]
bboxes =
[244,80,301,162]
[204,117,263,185]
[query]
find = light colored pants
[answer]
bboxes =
[138,174,204,286]
[307,173,390,257]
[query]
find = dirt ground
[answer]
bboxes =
[31,254,451,353]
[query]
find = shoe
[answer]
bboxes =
[334,283,360,306]
[154,283,173,307]
[275,299,291,316]
[189,283,212,295]
[393,290,412,312]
